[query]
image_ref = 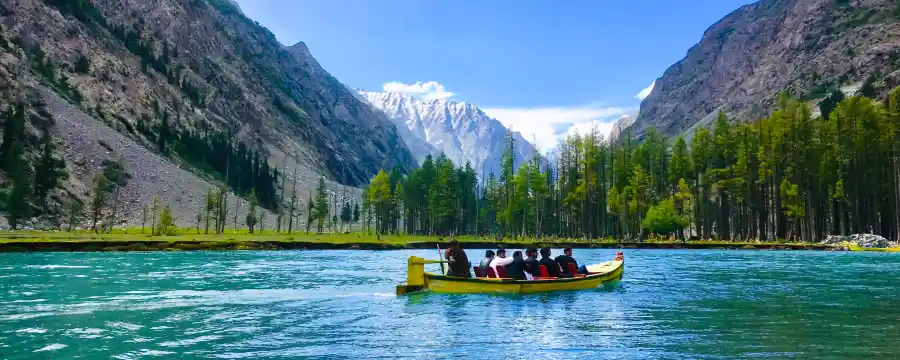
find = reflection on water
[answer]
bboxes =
[0,249,899,359]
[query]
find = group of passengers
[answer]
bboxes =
[443,239,588,280]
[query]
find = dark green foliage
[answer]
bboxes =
[245,188,258,233]
[340,201,351,226]
[90,173,108,232]
[5,162,32,230]
[313,178,329,233]
[42,0,104,24]
[169,126,279,210]
[806,81,832,101]
[101,159,128,189]
[0,103,26,173]
[832,0,851,9]
[352,202,360,223]
[819,89,845,120]
[157,112,170,154]
[641,198,687,235]
[32,132,68,206]
[859,76,877,98]
[73,54,91,74]
[28,47,82,104]
[273,96,306,124]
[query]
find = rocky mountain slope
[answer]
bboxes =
[631,0,900,138]
[358,90,539,177]
[0,0,406,226]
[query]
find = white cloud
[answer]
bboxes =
[635,81,655,100]
[382,81,455,100]
[482,105,635,152]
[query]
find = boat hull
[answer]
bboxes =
[848,245,900,252]
[423,260,624,294]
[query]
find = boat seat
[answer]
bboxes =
[473,266,484,278]
[567,263,586,277]
[485,267,497,278]
[535,265,557,280]
[496,266,509,279]
[539,265,550,278]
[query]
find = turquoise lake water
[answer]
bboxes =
[1,249,898,359]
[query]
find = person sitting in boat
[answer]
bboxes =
[505,251,529,280]
[524,247,540,279]
[555,247,588,275]
[479,250,495,272]
[444,239,471,278]
[489,248,513,275]
[538,247,563,277]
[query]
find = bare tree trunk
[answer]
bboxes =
[108,185,119,233]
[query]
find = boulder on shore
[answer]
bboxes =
[823,234,892,248]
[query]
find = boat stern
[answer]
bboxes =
[396,256,442,295]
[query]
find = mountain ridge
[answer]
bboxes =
[0,0,410,226]
[631,0,900,138]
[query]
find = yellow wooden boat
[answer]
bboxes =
[847,244,900,252]
[396,254,624,295]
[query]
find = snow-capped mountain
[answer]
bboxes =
[358,90,539,178]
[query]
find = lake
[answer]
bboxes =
[1,249,898,359]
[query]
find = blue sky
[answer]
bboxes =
[235,0,754,150]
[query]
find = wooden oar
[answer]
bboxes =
[436,244,445,275]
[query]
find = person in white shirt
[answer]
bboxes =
[489,248,513,276]
[479,250,495,273]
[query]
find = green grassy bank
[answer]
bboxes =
[0,230,839,252]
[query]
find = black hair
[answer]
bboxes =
[512,250,523,258]
[563,246,573,253]
[448,239,459,246]
[526,247,538,255]
[485,250,495,258]
[496,247,507,254]
[540,247,551,257]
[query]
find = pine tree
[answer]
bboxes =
[32,132,67,207]
[306,189,314,234]
[90,174,108,233]
[314,178,329,233]
[0,103,26,173]
[368,170,391,240]
[150,195,160,235]
[205,188,217,234]
[246,188,258,233]
[68,198,83,232]
[159,205,173,236]
[5,162,32,230]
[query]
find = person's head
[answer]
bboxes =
[540,247,551,258]
[526,247,538,258]
[496,248,507,258]
[485,250,495,259]
[512,250,523,259]
[448,239,459,249]
[564,247,573,256]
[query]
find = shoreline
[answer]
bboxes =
[0,233,841,252]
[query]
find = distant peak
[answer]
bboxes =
[287,41,311,57]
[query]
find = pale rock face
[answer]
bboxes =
[359,91,540,177]
[631,0,900,138]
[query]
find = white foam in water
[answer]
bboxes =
[34,343,67,352]
[25,265,90,269]
[16,328,48,334]
[106,321,143,331]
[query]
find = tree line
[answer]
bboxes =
[1,102,68,230]
[365,87,900,243]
